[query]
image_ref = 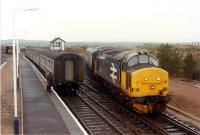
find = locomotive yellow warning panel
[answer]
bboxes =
[131,67,168,97]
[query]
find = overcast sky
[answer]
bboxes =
[1,0,200,42]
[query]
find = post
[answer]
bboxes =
[16,39,19,88]
[12,11,19,135]
[12,8,40,134]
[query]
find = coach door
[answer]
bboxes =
[65,60,74,81]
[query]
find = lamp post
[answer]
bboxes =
[13,7,40,135]
[16,31,28,82]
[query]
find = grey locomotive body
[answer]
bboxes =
[85,48,123,87]
[25,47,84,92]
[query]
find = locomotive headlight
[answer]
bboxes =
[157,77,160,81]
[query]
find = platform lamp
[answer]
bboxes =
[13,7,40,135]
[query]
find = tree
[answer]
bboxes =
[157,44,183,76]
[157,44,173,73]
[169,48,183,76]
[183,53,197,79]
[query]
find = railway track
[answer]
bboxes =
[59,88,164,134]
[59,92,138,134]
[139,111,200,135]
[83,76,200,135]
[167,105,200,124]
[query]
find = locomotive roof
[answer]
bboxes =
[26,47,81,60]
[87,47,158,63]
[96,48,155,62]
[97,48,138,61]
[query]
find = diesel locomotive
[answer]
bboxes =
[85,47,170,113]
[25,47,85,93]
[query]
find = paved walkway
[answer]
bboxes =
[20,56,70,134]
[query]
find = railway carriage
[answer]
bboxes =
[25,47,84,93]
[85,48,170,113]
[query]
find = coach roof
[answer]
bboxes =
[26,46,80,60]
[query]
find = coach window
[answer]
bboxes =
[43,57,45,66]
[50,60,52,69]
[97,60,100,70]
[47,59,49,68]
[48,59,50,68]
[51,61,54,70]
[52,61,54,69]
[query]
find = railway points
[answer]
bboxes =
[19,55,87,134]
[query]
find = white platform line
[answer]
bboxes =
[0,56,13,70]
[52,90,88,135]
[193,84,200,89]
[19,59,24,135]
[24,55,88,135]
[0,61,7,70]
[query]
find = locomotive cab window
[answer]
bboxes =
[128,56,138,67]
[128,55,159,68]
[138,55,148,64]
[149,56,159,66]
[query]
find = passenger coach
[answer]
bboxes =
[25,47,84,92]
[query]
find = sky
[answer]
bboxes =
[1,0,200,42]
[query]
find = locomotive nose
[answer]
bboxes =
[141,69,164,84]
[131,67,169,97]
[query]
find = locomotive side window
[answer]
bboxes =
[149,56,159,66]
[128,56,138,67]
[138,55,148,64]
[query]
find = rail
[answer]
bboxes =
[84,76,200,135]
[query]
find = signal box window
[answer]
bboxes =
[55,42,61,47]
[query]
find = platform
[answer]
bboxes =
[20,55,85,134]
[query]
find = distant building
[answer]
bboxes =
[50,37,65,51]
